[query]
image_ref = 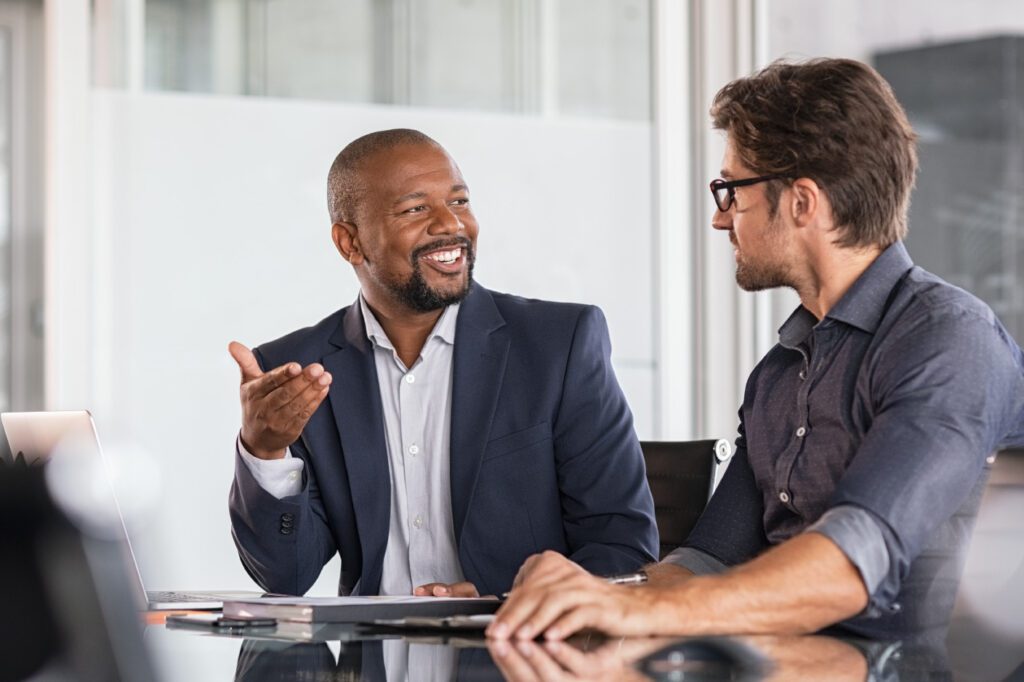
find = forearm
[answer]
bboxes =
[230,450,334,595]
[642,561,692,585]
[646,533,868,636]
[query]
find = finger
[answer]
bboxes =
[544,604,606,641]
[265,365,330,411]
[512,554,543,588]
[489,640,541,682]
[515,586,597,640]
[490,586,546,639]
[279,377,333,428]
[284,384,330,433]
[515,640,570,682]
[446,581,480,598]
[543,640,605,675]
[515,553,584,590]
[245,361,303,399]
[228,341,264,384]
[414,583,444,596]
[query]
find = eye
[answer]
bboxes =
[404,205,427,214]
[450,197,469,207]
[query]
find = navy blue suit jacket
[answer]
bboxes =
[229,283,658,596]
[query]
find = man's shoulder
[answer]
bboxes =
[254,306,350,370]
[876,265,1023,371]
[475,287,609,348]
[900,266,998,322]
[485,287,597,324]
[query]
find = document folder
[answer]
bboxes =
[222,595,499,624]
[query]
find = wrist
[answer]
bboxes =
[637,578,708,636]
[240,433,286,460]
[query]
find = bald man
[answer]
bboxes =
[228,129,657,598]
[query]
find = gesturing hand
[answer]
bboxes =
[229,341,332,460]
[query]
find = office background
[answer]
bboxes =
[1,0,1021,599]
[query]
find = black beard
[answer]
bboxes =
[391,238,476,312]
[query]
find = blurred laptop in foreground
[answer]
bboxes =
[1,410,263,610]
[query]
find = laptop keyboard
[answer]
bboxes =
[147,591,219,603]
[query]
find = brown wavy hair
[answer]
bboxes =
[711,58,918,249]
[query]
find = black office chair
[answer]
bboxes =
[640,439,733,559]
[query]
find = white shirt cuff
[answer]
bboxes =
[236,434,304,499]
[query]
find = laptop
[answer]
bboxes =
[1,410,264,610]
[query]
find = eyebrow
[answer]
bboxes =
[392,191,427,207]
[392,184,469,207]
[720,170,733,179]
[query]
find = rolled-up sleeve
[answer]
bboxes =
[806,505,895,615]
[828,307,1024,610]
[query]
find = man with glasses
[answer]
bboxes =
[489,58,1024,645]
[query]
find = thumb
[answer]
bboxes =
[228,341,263,383]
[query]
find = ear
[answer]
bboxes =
[787,177,822,228]
[332,222,364,264]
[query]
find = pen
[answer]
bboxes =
[500,570,647,599]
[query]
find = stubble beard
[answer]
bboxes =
[733,213,794,292]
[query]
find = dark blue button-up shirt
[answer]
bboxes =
[675,241,1024,639]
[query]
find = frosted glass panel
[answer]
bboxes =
[0,28,10,411]
[766,1,1024,343]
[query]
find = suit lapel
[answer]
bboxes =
[450,285,509,543]
[322,303,390,592]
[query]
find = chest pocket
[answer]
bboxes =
[482,421,551,462]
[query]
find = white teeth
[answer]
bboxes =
[427,248,461,264]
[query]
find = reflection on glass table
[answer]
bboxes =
[147,621,966,682]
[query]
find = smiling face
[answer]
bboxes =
[712,137,796,292]
[337,142,479,314]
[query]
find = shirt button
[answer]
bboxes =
[405,374,416,384]
[779,491,790,504]
[796,426,807,438]
[414,515,424,529]
[409,444,419,455]
[287,471,299,481]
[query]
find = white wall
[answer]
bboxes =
[84,90,653,591]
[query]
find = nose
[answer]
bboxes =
[711,207,733,231]
[430,206,464,235]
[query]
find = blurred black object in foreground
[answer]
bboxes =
[0,466,155,682]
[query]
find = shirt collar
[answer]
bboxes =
[825,241,914,333]
[358,293,460,353]
[777,241,915,348]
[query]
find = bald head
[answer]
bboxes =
[327,129,444,225]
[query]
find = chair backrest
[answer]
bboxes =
[948,447,1024,679]
[641,439,733,560]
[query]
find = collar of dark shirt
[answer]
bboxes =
[777,241,915,349]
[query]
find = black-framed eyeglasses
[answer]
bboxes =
[709,174,787,212]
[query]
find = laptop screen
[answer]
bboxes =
[1,410,150,609]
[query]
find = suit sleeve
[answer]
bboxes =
[228,349,338,595]
[552,305,659,573]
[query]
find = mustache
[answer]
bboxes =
[411,237,474,261]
